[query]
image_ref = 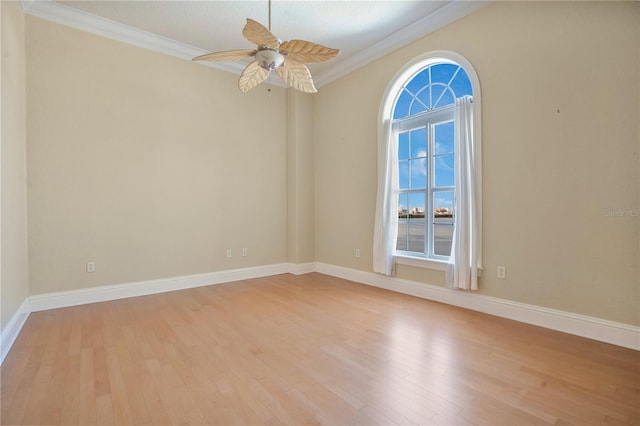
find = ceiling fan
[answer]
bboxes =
[192,1,340,94]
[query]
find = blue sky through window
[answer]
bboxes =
[395,63,472,215]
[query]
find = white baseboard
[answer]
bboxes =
[3,263,294,365]
[287,262,317,275]
[314,262,640,351]
[1,298,31,365]
[29,263,291,312]
[2,261,637,366]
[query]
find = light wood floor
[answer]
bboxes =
[1,273,638,425]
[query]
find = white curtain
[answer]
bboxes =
[373,119,398,275]
[446,95,482,290]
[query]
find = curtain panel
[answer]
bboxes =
[446,95,482,290]
[373,119,398,275]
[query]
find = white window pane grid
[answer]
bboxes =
[393,61,473,260]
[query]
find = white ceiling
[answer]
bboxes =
[22,0,490,88]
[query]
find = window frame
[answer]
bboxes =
[395,105,455,261]
[377,51,482,271]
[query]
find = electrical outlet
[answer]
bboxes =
[355,248,361,258]
[242,248,248,257]
[226,249,232,258]
[87,261,96,273]
[497,266,506,279]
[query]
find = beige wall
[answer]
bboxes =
[1,1,29,334]
[10,1,639,329]
[287,91,315,264]
[315,1,640,325]
[26,17,288,295]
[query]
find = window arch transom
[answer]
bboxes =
[393,63,472,119]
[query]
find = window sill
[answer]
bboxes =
[394,254,484,276]
[394,254,448,271]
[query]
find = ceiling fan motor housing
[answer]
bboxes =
[256,48,285,70]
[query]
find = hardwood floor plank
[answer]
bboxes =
[77,347,97,425]
[1,273,638,425]
[95,393,115,425]
[38,331,69,425]
[59,354,80,425]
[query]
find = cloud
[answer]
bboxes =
[411,156,427,178]
[435,155,453,171]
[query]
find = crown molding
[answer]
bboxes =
[21,0,490,90]
[20,0,288,88]
[313,1,491,87]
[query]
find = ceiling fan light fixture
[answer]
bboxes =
[255,48,285,71]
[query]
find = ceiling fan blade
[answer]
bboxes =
[238,61,271,93]
[279,40,340,64]
[192,49,256,62]
[242,18,279,49]
[276,62,317,93]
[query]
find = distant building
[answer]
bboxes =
[434,207,453,217]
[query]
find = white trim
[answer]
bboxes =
[20,0,490,89]
[29,263,289,312]
[395,254,448,271]
[380,51,482,156]
[2,261,637,365]
[20,0,287,88]
[395,255,483,275]
[313,1,491,87]
[0,298,31,365]
[376,51,483,279]
[2,264,290,363]
[287,262,317,275]
[314,262,640,351]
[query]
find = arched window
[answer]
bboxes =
[373,51,482,290]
